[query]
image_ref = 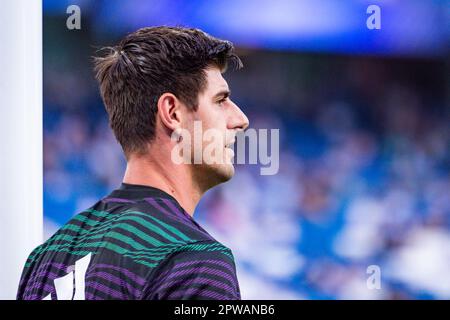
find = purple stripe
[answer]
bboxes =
[24,281,55,293]
[85,281,126,299]
[102,197,136,203]
[24,293,52,300]
[24,265,146,299]
[86,271,141,297]
[28,262,68,283]
[159,276,235,293]
[145,198,189,226]
[85,291,103,300]
[154,259,235,283]
[166,287,236,300]
[24,262,69,298]
[31,262,68,273]
[161,198,192,222]
[23,283,55,299]
[165,266,237,286]
[151,263,237,293]
[147,198,212,239]
[88,264,147,286]
[31,270,60,282]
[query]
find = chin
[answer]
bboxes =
[195,163,235,190]
[208,162,235,184]
[217,163,235,181]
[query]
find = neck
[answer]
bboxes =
[122,144,202,216]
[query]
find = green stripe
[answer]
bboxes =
[129,242,228,260]
[118,214,184,243]
[124,210,191,242]
[179,242,226,250]
[25,242,168,268]
[61,215,182,247]
[220,251,233,260]
[113,223,165,246]
[84,209,112,217]
[60,207,191,243]
[70,214,105,227]
[25,240,233,269]
[60,215,168,246]
[27,228,181,263]
[58,210,115,234]
[77,209,191,243]
[27,240,172,263]
[29,211,190,260]
[26,206,222,269]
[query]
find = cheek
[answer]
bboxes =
[198,104,225,130]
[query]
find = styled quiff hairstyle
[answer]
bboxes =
[94,26,242,158]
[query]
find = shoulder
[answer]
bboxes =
[78,201,222,267]
[165,240,236,265]
[159,240,239,285]
[141,240,241,300]
[107,199,218,244]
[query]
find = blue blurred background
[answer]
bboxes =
[43,0,450,299]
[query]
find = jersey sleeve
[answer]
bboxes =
[141,242,241,300]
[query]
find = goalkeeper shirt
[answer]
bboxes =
[17,183,241,300]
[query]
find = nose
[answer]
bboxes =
[228,100,249,131]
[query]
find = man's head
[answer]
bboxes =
[94,26,249,189]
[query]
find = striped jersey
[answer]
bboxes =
[17,183,241,300]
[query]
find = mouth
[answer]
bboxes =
[225,140,235,149]
[224,140,235,161]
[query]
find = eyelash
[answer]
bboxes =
[218,98,227,105]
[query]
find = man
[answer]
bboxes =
[17,26,249,300]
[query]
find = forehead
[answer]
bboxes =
[203,67,229,93]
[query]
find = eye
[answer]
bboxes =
[217,97,227,106]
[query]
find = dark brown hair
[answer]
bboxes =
[93,26,242,158]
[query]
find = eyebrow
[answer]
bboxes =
[213,89,231,100]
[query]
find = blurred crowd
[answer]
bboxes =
[43,30,449,299]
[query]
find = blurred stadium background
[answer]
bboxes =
[38,0,449,299]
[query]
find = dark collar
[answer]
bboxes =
[108,183,179,203]
[107,183,208,234]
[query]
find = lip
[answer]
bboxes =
[225,140,236,149]
[225,146,235,158]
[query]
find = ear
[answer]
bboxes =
[157,93,183,132]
